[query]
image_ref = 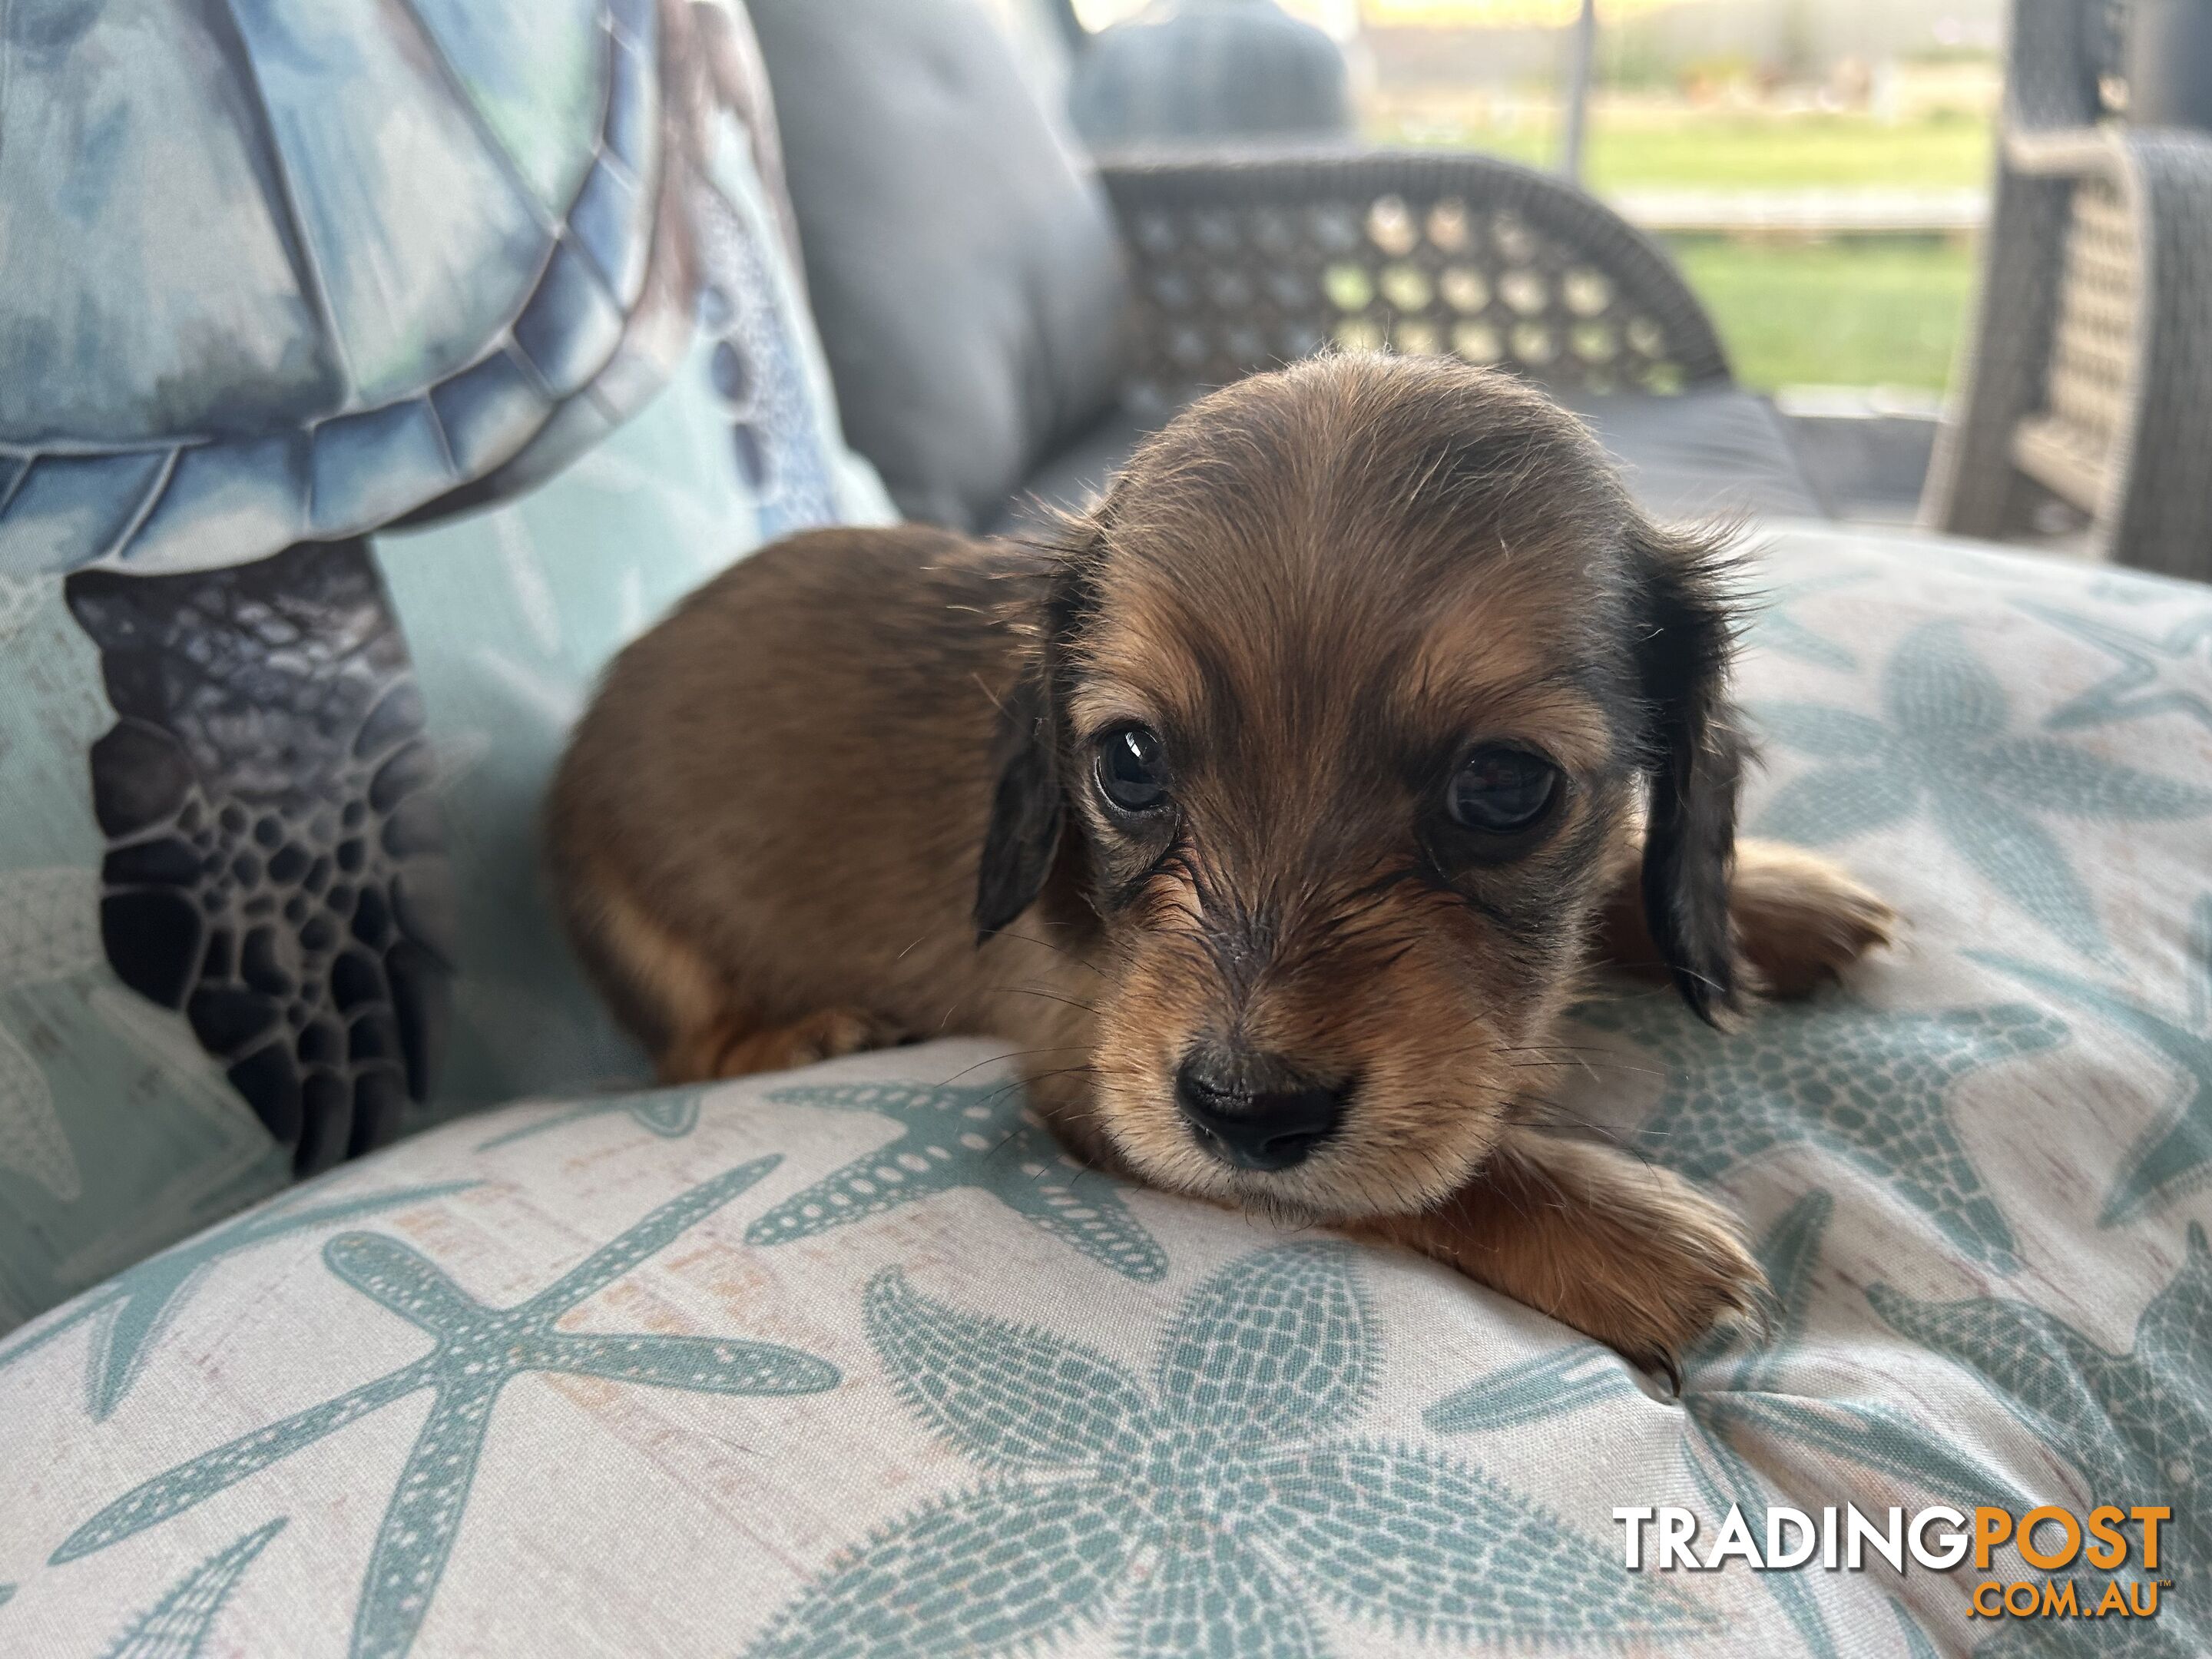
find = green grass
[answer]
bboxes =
[1663,235,1975,391]
[1366,105,1994,192]
[1597,113,1988,191]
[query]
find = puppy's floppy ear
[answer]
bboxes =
[1628,517,1748,1025]
[974,517,1101,940]
[975,662,1063,939]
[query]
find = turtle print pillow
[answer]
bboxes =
[0,0,888,1331]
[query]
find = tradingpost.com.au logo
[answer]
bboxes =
[1615,1503,2175,1623]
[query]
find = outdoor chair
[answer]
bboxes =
[747,0,1832,532]
[1924,0,2212,578]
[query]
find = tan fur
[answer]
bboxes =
[548,356,1894,1376]
[661,1007,906,1085]
[1728,843,1900,996]
[1342,1128,1766,1381]
[1597,837,1897,1002]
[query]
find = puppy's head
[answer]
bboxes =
[979,354,1743,1221]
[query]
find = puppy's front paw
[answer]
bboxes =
[1731,839,1896,999]
[1346,1131,1767,1384]
[1544,1164,1768,1385]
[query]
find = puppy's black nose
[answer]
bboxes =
[1176,1048,1349,1171]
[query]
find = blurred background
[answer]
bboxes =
[1070,0,2000,405]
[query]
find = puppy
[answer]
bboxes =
[548,354,1892,1376]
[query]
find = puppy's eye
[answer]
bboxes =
[1096,724,1169,814]
[1448,747,1559,833]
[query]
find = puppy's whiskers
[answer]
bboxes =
[989,927,1108,975]
[933,1046,1091,1087]
[981,984,1102,1018]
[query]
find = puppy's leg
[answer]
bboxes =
[1340,1128,1765,1382]
[1727,839,1897,995]
[571,860,903,1084]
[660,1006,905,1084]
[1598,836,1894,998]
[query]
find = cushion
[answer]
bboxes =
[1565,387,1833,522]
[371,114,894,1121]
[0,0,889,1331]
[990,402,1157,535]
[3,522,2207,1656]
[0,0,678,574]
[747,0,1131,532]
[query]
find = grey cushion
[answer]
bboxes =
[1772,400,1937,526]
[1562,387,1833,522]
[747,0,1130,531]
[996,384,1832,538]
[991,402,1154,535]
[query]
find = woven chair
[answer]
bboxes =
[747,0,1826,533]
[1922,0,2212,579]
[1098,151,1733,419]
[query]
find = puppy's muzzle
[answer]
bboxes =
[1174,1045,1351,1171]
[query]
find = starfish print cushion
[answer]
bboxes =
[14,515,2208,1656]
[0,568,2206,1657]
[0,1042,1820,1656]
[0,0,889,1333]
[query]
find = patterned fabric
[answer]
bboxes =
[0,0,888,1329]
[68,541,460,1171]
[1,522,2207,1655]
[369,118,891,1119]
[0,0,679,575]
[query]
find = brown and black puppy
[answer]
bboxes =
[548,353,1892,1376]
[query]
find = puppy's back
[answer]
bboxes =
[548,525,1027,1048]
